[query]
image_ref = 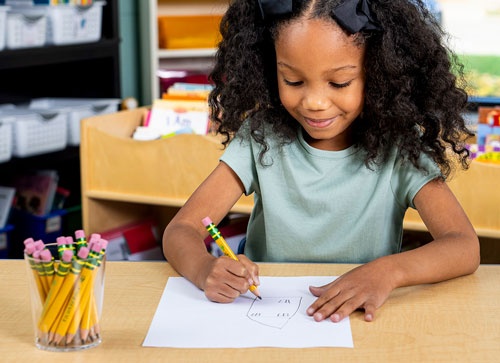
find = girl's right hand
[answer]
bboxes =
[201,254,260,303]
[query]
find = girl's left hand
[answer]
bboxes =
[306,260,397,322]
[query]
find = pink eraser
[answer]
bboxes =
[89,234,100,244]
[57,236,66,245]
[24,244,36,256]
[100,239,108,250]
[75,230,86,240]
[65,236,74,243]
[77,247,89,259]
[202,217,213,226]
[91,242,101,253]
[32,250,42,261]
[34,240,45,251]
[23,238,34,246]
[62,249,73,262]
[40,249,52,262]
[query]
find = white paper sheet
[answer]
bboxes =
[143,276,354,348]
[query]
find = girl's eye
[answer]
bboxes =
[330,81,352,89]
[284,79,303,86]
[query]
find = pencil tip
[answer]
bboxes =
[258,296,262,300]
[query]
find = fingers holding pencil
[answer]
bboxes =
[202,217,262,301]
[236,254,261,290]
[203,256,260,303]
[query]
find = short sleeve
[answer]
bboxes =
[391,153,442,209]
[220,127,260,197]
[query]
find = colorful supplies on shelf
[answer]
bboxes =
[157,14,223,49]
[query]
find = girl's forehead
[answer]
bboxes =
[276,16,360,47]
[275,17,365,65]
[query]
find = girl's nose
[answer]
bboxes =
[302,88,332,111]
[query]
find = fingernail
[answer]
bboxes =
[248,278,254,285]
[254,276,260,285]
[306,307,314,315]
[314,312,323,321]
[331,313,341,322]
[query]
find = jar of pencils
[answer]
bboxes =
[24,232,107,351]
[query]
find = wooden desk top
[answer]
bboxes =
[1,260,499,362]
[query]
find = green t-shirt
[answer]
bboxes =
[220,126,441,263]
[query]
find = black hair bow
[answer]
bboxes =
[331,0,381,34]
[257,0,295,19]
[256,0,380,34]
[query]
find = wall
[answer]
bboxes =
[119,0,142,104]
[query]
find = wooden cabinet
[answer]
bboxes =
[138,0,227,105]
[404,162,500,239]
[80,108,252,234]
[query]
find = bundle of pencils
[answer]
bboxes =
[24,230,107,347]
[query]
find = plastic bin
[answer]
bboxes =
[0,224,13,259]
[0,107,68,157]
[45,2,105,45]
[6,5,46,49]
[0,6,8,51]
[12,208,66,243]
[29,97,121,145]
[10,208,66,258]
[158,14,223,49]
[0,116,13,163]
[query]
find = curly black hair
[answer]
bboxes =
[208,0,473,177]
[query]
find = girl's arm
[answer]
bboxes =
[163,161,259,303]
[307,178,480,322]
[389,177,480,284]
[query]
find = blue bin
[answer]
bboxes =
[0,224,14,259]
[10,208,67,258]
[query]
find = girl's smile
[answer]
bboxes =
[303,116,339,129]
[275,17,366,151]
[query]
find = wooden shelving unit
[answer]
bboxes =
[80,108,252,234]
[138,0,226,105]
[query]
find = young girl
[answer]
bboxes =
[163,0,480,323]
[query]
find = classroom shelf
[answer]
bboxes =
[0,39,120,70]
[80,108,253,234]
[138,0,226,105]
[404,161,500,239]
[158,48,217,59]
[0,1,121,257]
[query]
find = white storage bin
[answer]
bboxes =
[0,6,9,51]
[0,116,14,163]
[29,97,121,145]
[6,5,46,49]
[45,2,105,45]
[0,108,67,157]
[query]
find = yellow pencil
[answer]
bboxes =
[38,249,73,340]
[38,254,85,334]
[202,216,262,300]
[40,249,55,292]
[52,245,100,345]
[32,250,50,301]
[65,243,101,344]
[24,242,46,301]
